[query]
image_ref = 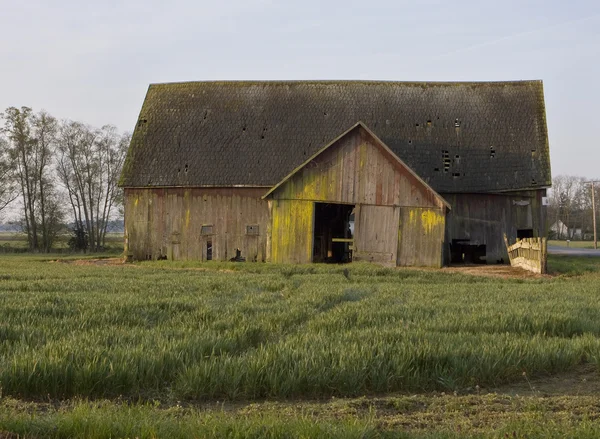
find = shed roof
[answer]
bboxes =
[120,80,551,193]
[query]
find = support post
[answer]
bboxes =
[584,181,598,249]
[592,181,597,250]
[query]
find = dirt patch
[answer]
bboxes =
[0,432,21,439]
[492,363,600,397]
[50,258,127,266]
[441,264,546,279]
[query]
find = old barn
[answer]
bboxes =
[119,80,551,267]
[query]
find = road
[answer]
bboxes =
[548,246,600,257]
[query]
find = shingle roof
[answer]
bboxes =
[120,80,551,193]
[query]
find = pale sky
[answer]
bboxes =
[1,0,599,179]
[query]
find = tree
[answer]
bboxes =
[0,136,18,217]
[1,107,63,251]
[57,121,128,251]
[548,175,600,240]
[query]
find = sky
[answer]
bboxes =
[1,0,599,179]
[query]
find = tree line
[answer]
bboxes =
[0,107,129,252]
[548,175,600,240]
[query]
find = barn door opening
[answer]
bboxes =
[312,202,354,263]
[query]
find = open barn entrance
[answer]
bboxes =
[313,203,355,263]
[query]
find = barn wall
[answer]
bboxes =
[397,207,445,267]
[269,199,314,264]
[443,190,547,263]
[270,128,444,209]
[124,187,269,261]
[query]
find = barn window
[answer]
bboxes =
[442,150,450,172]
[246,225,259,235]
[201,225,213,235]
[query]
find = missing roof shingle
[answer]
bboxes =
[490,146,496,158]
[454,118,461,128]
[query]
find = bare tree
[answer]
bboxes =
[2,107,39,249]
[31,111,60,251]
[548,175,600,240]
[1,107,63,251]
[57,121,128,251]
[0,136,18,217]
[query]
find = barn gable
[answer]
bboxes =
[264,122,449,210]
[265,123,447,266]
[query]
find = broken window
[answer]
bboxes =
[442,150,450,172]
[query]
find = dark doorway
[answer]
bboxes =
[517,229,534,239]
[313,203,354,263]
[450,239,486,264]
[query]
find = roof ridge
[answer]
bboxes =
[148,79,543,87]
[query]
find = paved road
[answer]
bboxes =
[548,245,600,256]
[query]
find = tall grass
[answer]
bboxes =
[0,255,599,402]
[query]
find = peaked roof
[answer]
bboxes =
[120,80,551,193]
[264,122,450,210]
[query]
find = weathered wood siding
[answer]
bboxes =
[353,205,400,265]
[269,199,314,264]
[124,188,269,261]
[268,126,447,267]
[397,207,445,267]
[443,190,547,263]
[270,128,445,209]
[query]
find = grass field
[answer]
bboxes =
[548,239,598,249]
[0,232,123,251]
[0,254,600,437]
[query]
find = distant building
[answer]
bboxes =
[549,220,584,240]
[120,80,551,266]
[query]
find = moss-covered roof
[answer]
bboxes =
[120,80,551,193]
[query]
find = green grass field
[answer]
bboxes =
[0,254,600,437]
[0,232,123,251]
[548,239,598,249]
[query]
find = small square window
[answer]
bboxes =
[246,225,259,235]
[201,225,213,235]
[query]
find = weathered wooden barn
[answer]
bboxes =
[119,80,551,267]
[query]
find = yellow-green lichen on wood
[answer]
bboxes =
[271,199,314,264]
[398,207,445,268]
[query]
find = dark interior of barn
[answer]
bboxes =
[313,203,354,263]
